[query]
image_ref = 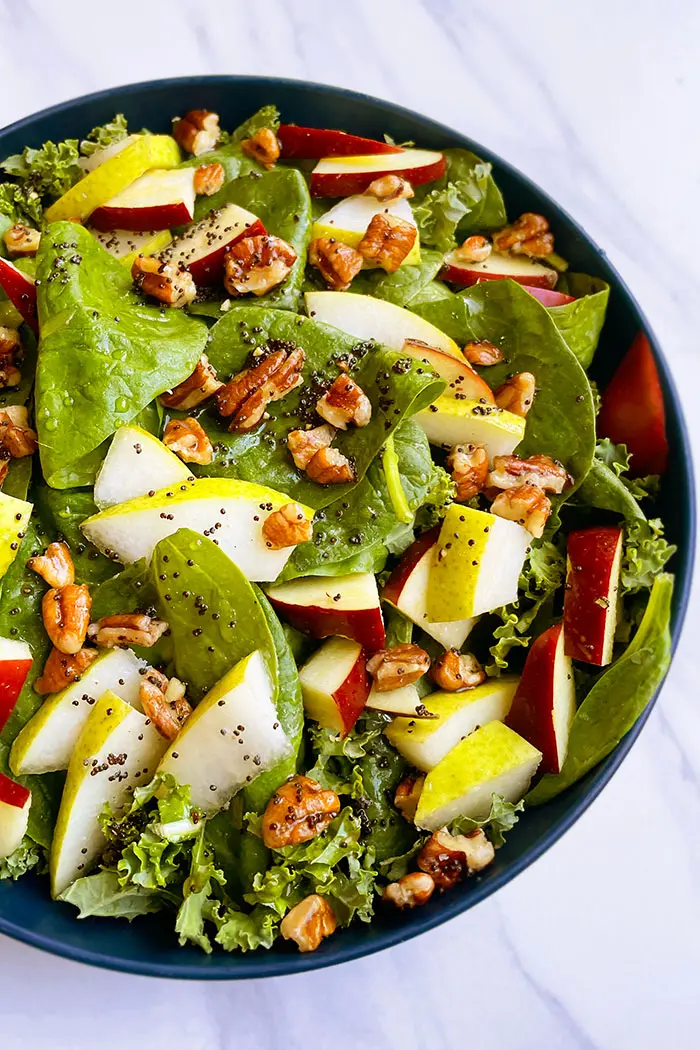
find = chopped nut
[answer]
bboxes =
[262,502,312,550]
[218,347,305,432]
[488,453,572,494]
[173,109,221,155]
[491,483,551,538]
[286,424,336,470]
[193,162,225,196]
[494,372,536,417]
[492,213,554,258]
[34,646,97,695]
[0,454,9,488]
[463,340,504,367]
[3,224,41,258]
[316,374,372,429]
[0,408,37,458]
[308,237,363,291]
[453,235,492,264]
[240,127,280,170]
[262,775,340,848]
[88,612,169,649]
[383,872,435,909]
[160,354,223,410]
[28,541,74,588]
[394,773,425,822]
[365,174,414,203]
[357,212,417,272]
[42,584,92,655]
[418,828,495,889]
[451,828,496,873]
[280,894,337,953]
[139,672,192,741]
[430,649,485,691]
[305,446,355,485]
[163,417,213,465]
[0,326,22,389]
[223,234,297,297]
[132,255,196,308]
[447,443,488,502]
[367,643,430,692]
[0,362,20,389]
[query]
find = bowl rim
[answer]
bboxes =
[0,73,694,980]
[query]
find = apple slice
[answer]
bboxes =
[158,650,290,815]
[414,720,542,830]
[93,424,191,510]
[50,690,168,896]
[81,478,313,583]
[385,677,519,771]
[10,647,146,776]
[90,227,172,267]
[427,504,531,621]
[90,168,197,232]
[160,204,265,285]
[265,572,385,650]
[598,332,668,476]
[78,135,141,174]
[0,637,32,733]
[401,339,494,403]
[0,773,31,860]
[46,134,182,223]
[0,257,38,333]
[524,286,576,307]
[506,623,575,774]
[440,249,558,290]
[312,195,420,267]
[417,394,526,460]
[0,491,33,579]
[278,125,402,159]
[305,291,462,359]
[298,636,370,736]
[311,149,446,197]
[383,527,476,649]
[563,526,623,666]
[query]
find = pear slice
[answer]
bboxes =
[10,648,147,775]
[385,677,519,771]
[427,504,531,621]
[312,195,420,266]
[46,135,181,223]
[89,227,172,268]
[414,720,542,830]
[93,425,191,510]
[79,135,141,174]
[0,491,32,579]
[417,394,526,460]
[158,650,290,815]
[81,477,313,582]
[50,690,169,897]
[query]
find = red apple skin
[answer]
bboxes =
[334,650,371,737]
[524,286,576,307]
[383,526,440,607]
[89,201,193,233]
[598,332,668,476]
[0,771,30,809]
[266,598,386,650]
[0,258,38,333]
[278,125,402,159]
[186,217,266,285]
[311,155,447,198]
[506,623,566,775]
[439,261,558,291]
[564,526,623,666]
[0,658,32,733]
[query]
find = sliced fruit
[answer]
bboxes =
[563,526,623,666]
[417,395,526,460]
[278,125,402,159]
[90,227,172,267]
[401,339,494,402]
[0,491,33,580]
[385,677,519,771]
[78,135,141,174]
[45,134,182,223]
[312,195,420,266]
[50,690,168,896]
[0,257,38,332]
[440,249,558,290]
[81,478,313,583]
[298,636,370,736]
[311,149,446,197]
[427,503,531,621]
[523,286,576,307]
[10,647,146,775]
[365,682,429,718]
[0,637,32,733]
[93,424,191,510]
[160,204,265,285]
[414,720,542,830]
[598,332,668,476]
[90,168,196,232]
[158,650,290,815]
[0,773,31,860]
[266,572,385,649]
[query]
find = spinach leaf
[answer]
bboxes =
[576,459,646,520]
[90,558,172,666]
[412,148,506,252]
[527,573,674,804]
[407,278,454,307]
[33,485,116,587]
[2,457,33,501]
[350,250,444,307]
[34,222,207,488]
[548,273,609,369]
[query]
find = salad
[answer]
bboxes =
[0,104,675,955]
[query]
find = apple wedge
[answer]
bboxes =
[160,204,265,285]
[401,339,494,403]
[427,504,531,621]
[311,149,446,197]
[278,125,402,159]
[0,637,32,733]
[93,424,191,510]
[524,286,576,307]
[0,773,31,860]
[312,195,420,266]
[90,227,172,267]
[10,647,146,776]
[416,394,526,460]
[0,491,33,580]
[506,623,575,774]
[414,720,542,830]
[158,650,290,815]
[440,249,558,290]
[305,291,462,359]
[265,572,385,650]
[385,677,519,771]
[81,477,313,583]
[0,257,38,333]
[90,168,196,232]
[50,690,168,896]
[383,527,476,649]
[563,526,623,666]
[298,636,370,736]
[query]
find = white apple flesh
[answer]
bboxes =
[90,168,197,232]
[160,203,265,285]
[400,340,494,403]
[0,773,31,860]
[93,424,191,510]
[298,636,370,736]
[312,195,420,266]
[265,572,386,650]
[440,249,558,290]
[311,148,446,197]
[0,637,32,734]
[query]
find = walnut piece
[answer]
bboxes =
[132,255,196,308]
[262,775,340,849]
[34,646,97,695]
[28,541,74,588]
[488,453,572,494]
[308,237,363,291]
[160,354,223,410]
[240,127,280,169]
[280,894,337,953]
[286,424,336,470]
[42,584,92,655]
[394,773,425,822]
[193,162,225,196]
[463,340,504,367]
[262,502,312,550]
[491,483,551,538]
[218,346,305,432]
[357,212,417,272]
[0,408,38,458]
[383,872,435,909]
[494,372,536,417]
[365,174,414,203]
[0,326,21,389]
[492,213,554,258]
[139,672,192,741]
[447,443,489,502]
[453,235,491,264]
[223,234,297,297]
[367,643,430,692]
[418,828,495,889]
[4,224,41,258]
[88,612,169,649]
[316,374,372,429]
[173,109,221,155]
[305,446,355,485]
[163,417,213,465]
[430,650,485,691]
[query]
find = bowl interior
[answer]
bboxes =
[0,76,694,979]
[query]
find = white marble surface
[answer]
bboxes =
[1,0,699,1046]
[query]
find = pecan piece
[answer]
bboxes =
[163,417,213,465]
[316,374,371,429]
[160,354,223,410]
[367,643,430,692]
[383,872,435,909]
[139,672,192,741]
[262,775,340,849]
[28,541,75,588]
[173,109,221,155]
[394,773,425,822]
[3,223,41,258]
[365,174,414,203]
[262,502,312,550]
[357,213,417,272]
[430,650,485,691]
[305,446,355,485]
[447,443,488,502]
[193,162,225,196]
[418,828,495,889]
[0,453,9,488]
[488,453,572,494]
[132,255,196,308]
[42,584,92,655]
[494,372,536,417]
[223,235,297,297]
[492,213,554,258]
[240,127,280,169]
[286,424,336,470]
[308,237,363,291]
[491,483,551,538]
[218,347,305,432]
[0,407,37,458]
[452,234,491,264]
[463,340,504,367]
[280,894,337,953]
[34,646,97,695]
[0,326,22,389]
[88,613,169,649]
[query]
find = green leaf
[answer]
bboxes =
[621,518,676,594]
[175,829,226,953]
[0,836,44,880]
[80,114,131,156]
[214,905,278,951]
[1,139,82,201]
[412,148,506,252]
[449,793,524,847]
[382,433,413,524]
[230,105,281,144]
[33,485,116,587]
[576,458,645,520]
[0,182,43,228]
[59,869,167,920]
[90,558,171,665]
[547,273,609,368]
[349,249,445,307]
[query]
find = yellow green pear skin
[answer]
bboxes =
[417,395,526,454]
[0,491,32,579]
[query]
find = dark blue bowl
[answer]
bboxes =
[0,76,694,979]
